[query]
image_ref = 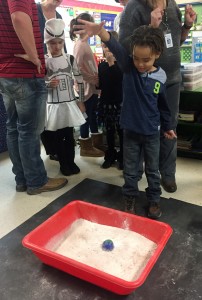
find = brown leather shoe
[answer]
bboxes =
[161,180,177,193]
[27,177,68,195]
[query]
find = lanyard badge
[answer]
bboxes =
[164,30,173,48]
[162,9,173,48]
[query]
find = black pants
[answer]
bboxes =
[41,127,75,169]
[105,123,123,162]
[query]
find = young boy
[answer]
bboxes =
[74,21,177,219]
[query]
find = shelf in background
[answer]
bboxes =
[177,149,202,159]
[178,121,202,127]
[180,86,202,93]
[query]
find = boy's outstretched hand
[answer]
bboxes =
[74,19,110,42]
[164,130,177,140]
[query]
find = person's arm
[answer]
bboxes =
[150,7,164,28]
[151,4,196,45]
[11,11,41,73]
[74,20,130,72]
[44,57,59,88]
[181,4,196,44]
[158,84,177,139]
[70,55,85,103]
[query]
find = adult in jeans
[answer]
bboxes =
[119,0,196,192]
[0,0,67,195]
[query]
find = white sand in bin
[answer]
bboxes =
[54,219,157,282]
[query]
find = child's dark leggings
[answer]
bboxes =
[41,127,75,168]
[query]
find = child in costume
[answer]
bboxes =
[41,18,86,176]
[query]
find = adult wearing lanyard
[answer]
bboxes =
[119,0,196,193]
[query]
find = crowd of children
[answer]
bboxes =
[1,0,196,213]
[39,12,178,220]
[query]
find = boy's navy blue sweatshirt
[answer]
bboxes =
[104,36,172,136]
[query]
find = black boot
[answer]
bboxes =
[66,133,80,174]
[102,149,117,169]
[57,137,73,176]
[56,128,80,176]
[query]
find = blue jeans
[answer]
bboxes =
[80,94,99,138]
[0,78,48,189]
[123,130,161,203]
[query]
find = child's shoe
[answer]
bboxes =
[70,163,80,174]
[60,166,72,176]
[102,159,114,169]
[148,202,162,219]
[123,195,136,214]
[101,149,117,169]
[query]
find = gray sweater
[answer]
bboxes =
[119,0,182,85]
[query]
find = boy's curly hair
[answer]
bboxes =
[130,25,165,55]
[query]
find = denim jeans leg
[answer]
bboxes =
[122,130,142,197]
[0,78,48,188]
[144,132,161,203]
[80,94,98,138]
[159,82,180,182]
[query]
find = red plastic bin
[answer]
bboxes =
[22,200,172,295]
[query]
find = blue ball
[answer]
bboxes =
[102,239,114,251]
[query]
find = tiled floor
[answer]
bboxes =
[0,145,202,239]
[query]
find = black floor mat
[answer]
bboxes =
[0,178,202,300]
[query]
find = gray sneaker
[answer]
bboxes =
[27,177,68,195]
[124,195,136,214]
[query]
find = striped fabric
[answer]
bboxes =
[0,0,45,78]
